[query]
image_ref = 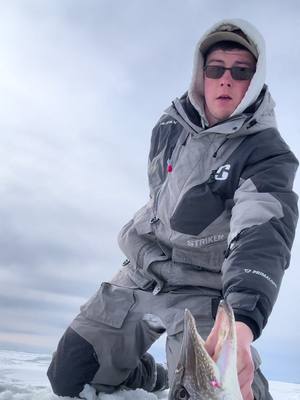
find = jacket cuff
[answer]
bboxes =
[225,291,265,340]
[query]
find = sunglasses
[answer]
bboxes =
[203,65,255,80]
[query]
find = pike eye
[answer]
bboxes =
[174,385,190,399]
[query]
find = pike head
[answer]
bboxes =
[168,300,243,400]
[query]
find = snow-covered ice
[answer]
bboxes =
[0,349,299,400]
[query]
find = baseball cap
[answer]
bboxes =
[200,26,258,59]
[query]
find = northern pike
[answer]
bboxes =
[168,300,243,399]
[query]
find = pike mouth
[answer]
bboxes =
[168,301,242,400]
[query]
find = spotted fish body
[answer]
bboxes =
[168,300,243,400]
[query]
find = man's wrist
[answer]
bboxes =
[234,313,259,340]
[235,321,254,343]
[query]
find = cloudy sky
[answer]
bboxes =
[0,0,299,384]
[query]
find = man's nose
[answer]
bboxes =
[220,70,233,86]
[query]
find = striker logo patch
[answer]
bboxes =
[215,164,231,181]
[187,234,225,247]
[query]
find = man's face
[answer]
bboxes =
[203,49,256,126]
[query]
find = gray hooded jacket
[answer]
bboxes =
[117,19,298,338]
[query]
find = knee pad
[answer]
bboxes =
[47,327,99,397]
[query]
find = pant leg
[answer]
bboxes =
[48,283,165,397]
[251,347,273,400]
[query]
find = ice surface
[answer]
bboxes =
[0,350,299,400]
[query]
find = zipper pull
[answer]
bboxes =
[167,159,173,173]
[213,138,229,158]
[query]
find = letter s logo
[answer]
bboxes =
[215,164,231,181]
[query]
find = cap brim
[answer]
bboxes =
[200,31,258,59]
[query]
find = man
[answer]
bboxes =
[48,19,298,400]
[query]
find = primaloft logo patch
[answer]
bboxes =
[243,268,278,288]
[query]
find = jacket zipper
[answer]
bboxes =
[213,138,229,158]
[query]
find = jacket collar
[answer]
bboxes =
[165,85,277,137]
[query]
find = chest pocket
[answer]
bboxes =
[172,239,227,273]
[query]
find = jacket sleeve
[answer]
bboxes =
[222,145,298,339]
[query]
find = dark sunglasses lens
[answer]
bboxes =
[231,67,255,80]
[205,66,224,79]
[204,66,255,80]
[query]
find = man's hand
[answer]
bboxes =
[205,320,255,400]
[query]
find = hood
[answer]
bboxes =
[188,19,266,125]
